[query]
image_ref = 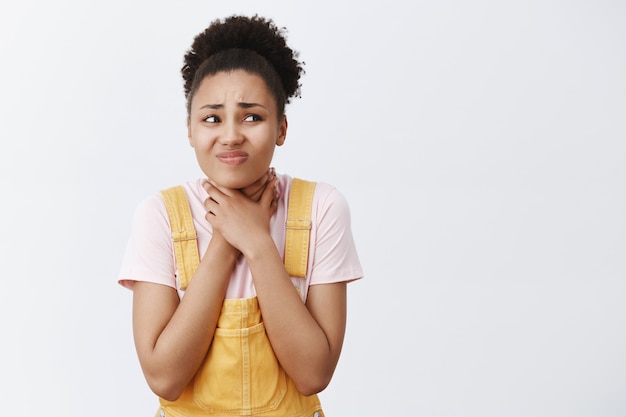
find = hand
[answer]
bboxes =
[240,167,276,202]
[202,176,278,254]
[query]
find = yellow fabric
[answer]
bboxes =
[157,297,323,417]
[160,185,200,290]
[157,179,323,417]
[284,178,317,278]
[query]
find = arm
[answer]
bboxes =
[247,245,347,395]
[204,180,349,395]
[132,232,237,401]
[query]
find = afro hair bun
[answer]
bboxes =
[181,15,305,101]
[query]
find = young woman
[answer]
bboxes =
[118,14,363,417]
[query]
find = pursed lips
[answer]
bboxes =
[216,150,249,165]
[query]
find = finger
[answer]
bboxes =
[204,206,216,222]
[204,198,217,217]
[246,172,271,201]
[203,186,219,211]
[248,184,265,202]
[203,181,227,201]
[270,194,278,216]
[260,177,278,207]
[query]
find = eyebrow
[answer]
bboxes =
[199,102,267,110]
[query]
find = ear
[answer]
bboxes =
[276,115,288,146]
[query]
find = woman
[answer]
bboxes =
[118,14,363,417]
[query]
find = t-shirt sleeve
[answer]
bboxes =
[309,185,363,285]
[117,194,176,291]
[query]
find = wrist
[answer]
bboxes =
[241,233,276,263]
[209,231,240,261]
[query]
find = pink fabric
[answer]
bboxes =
[118,174,363,302]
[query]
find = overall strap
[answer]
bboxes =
[284,178,317,278]
[160,185,200,290]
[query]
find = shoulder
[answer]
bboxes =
[132,192,167,225]
[279,174,350,205]
[283,175,353,223]
[280,175,346,203]
[313,181,347,205]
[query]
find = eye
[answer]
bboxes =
[244,114,263,122]
[203,115,220,123]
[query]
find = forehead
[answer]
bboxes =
[194,70,274,104]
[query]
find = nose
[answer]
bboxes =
[220,119,244,147]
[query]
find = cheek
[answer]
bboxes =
[190,136,215,167]
[260,142,278,161]
[190,131,215,150]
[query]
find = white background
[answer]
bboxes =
[1,1,625,416]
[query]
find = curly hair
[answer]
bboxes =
[182,15,305,116]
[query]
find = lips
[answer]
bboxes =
[216,150,249,165]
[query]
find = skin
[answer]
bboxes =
[132,69,348,401]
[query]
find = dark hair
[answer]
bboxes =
[182,15,305,117]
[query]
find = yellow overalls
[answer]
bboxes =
[156,179,324,417]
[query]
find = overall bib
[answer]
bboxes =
[156,179,324,417]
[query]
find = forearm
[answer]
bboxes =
[201,177,346,394]
[244,237,342,395]
[135,236,237,400]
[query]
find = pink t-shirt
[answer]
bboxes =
[118,174,363,301]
